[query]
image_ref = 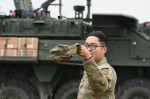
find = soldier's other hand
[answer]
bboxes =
[76,45,91,59]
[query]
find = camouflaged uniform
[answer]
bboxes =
[78,57,117,99]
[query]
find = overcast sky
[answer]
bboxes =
[1,0,150,23]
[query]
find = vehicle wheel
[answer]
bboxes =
[0,79,39,99]
[117,79,150,99]
[54,80,80,99]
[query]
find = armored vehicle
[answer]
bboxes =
[0,0,150,99]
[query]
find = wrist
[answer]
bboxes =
[84,53,91,59]
[84,55,92,62]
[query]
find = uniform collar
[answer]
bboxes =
[97,57,107,66]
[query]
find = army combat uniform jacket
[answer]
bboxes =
[77,57,117,99]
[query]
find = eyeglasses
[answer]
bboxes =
[84,43,105,50]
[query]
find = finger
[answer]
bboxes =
[76,45,81,49]
[77,45,82,51]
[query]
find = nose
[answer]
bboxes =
[87,47,91,51]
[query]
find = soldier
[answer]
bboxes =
[77,31,117,99]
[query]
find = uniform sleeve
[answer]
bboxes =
[83,58,113,93]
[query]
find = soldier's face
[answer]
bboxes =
[85,36,107,63]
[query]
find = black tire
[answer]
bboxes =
[0,79,39,99]
[117,79,150,99]
[54,80,80,99]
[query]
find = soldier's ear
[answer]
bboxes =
[103,46,107,54]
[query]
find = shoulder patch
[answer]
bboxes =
[101,68,112,82]
[102,68,109,75]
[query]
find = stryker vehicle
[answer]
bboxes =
[0,0,150,99]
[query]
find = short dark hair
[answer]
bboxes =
[88,31,108,46]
